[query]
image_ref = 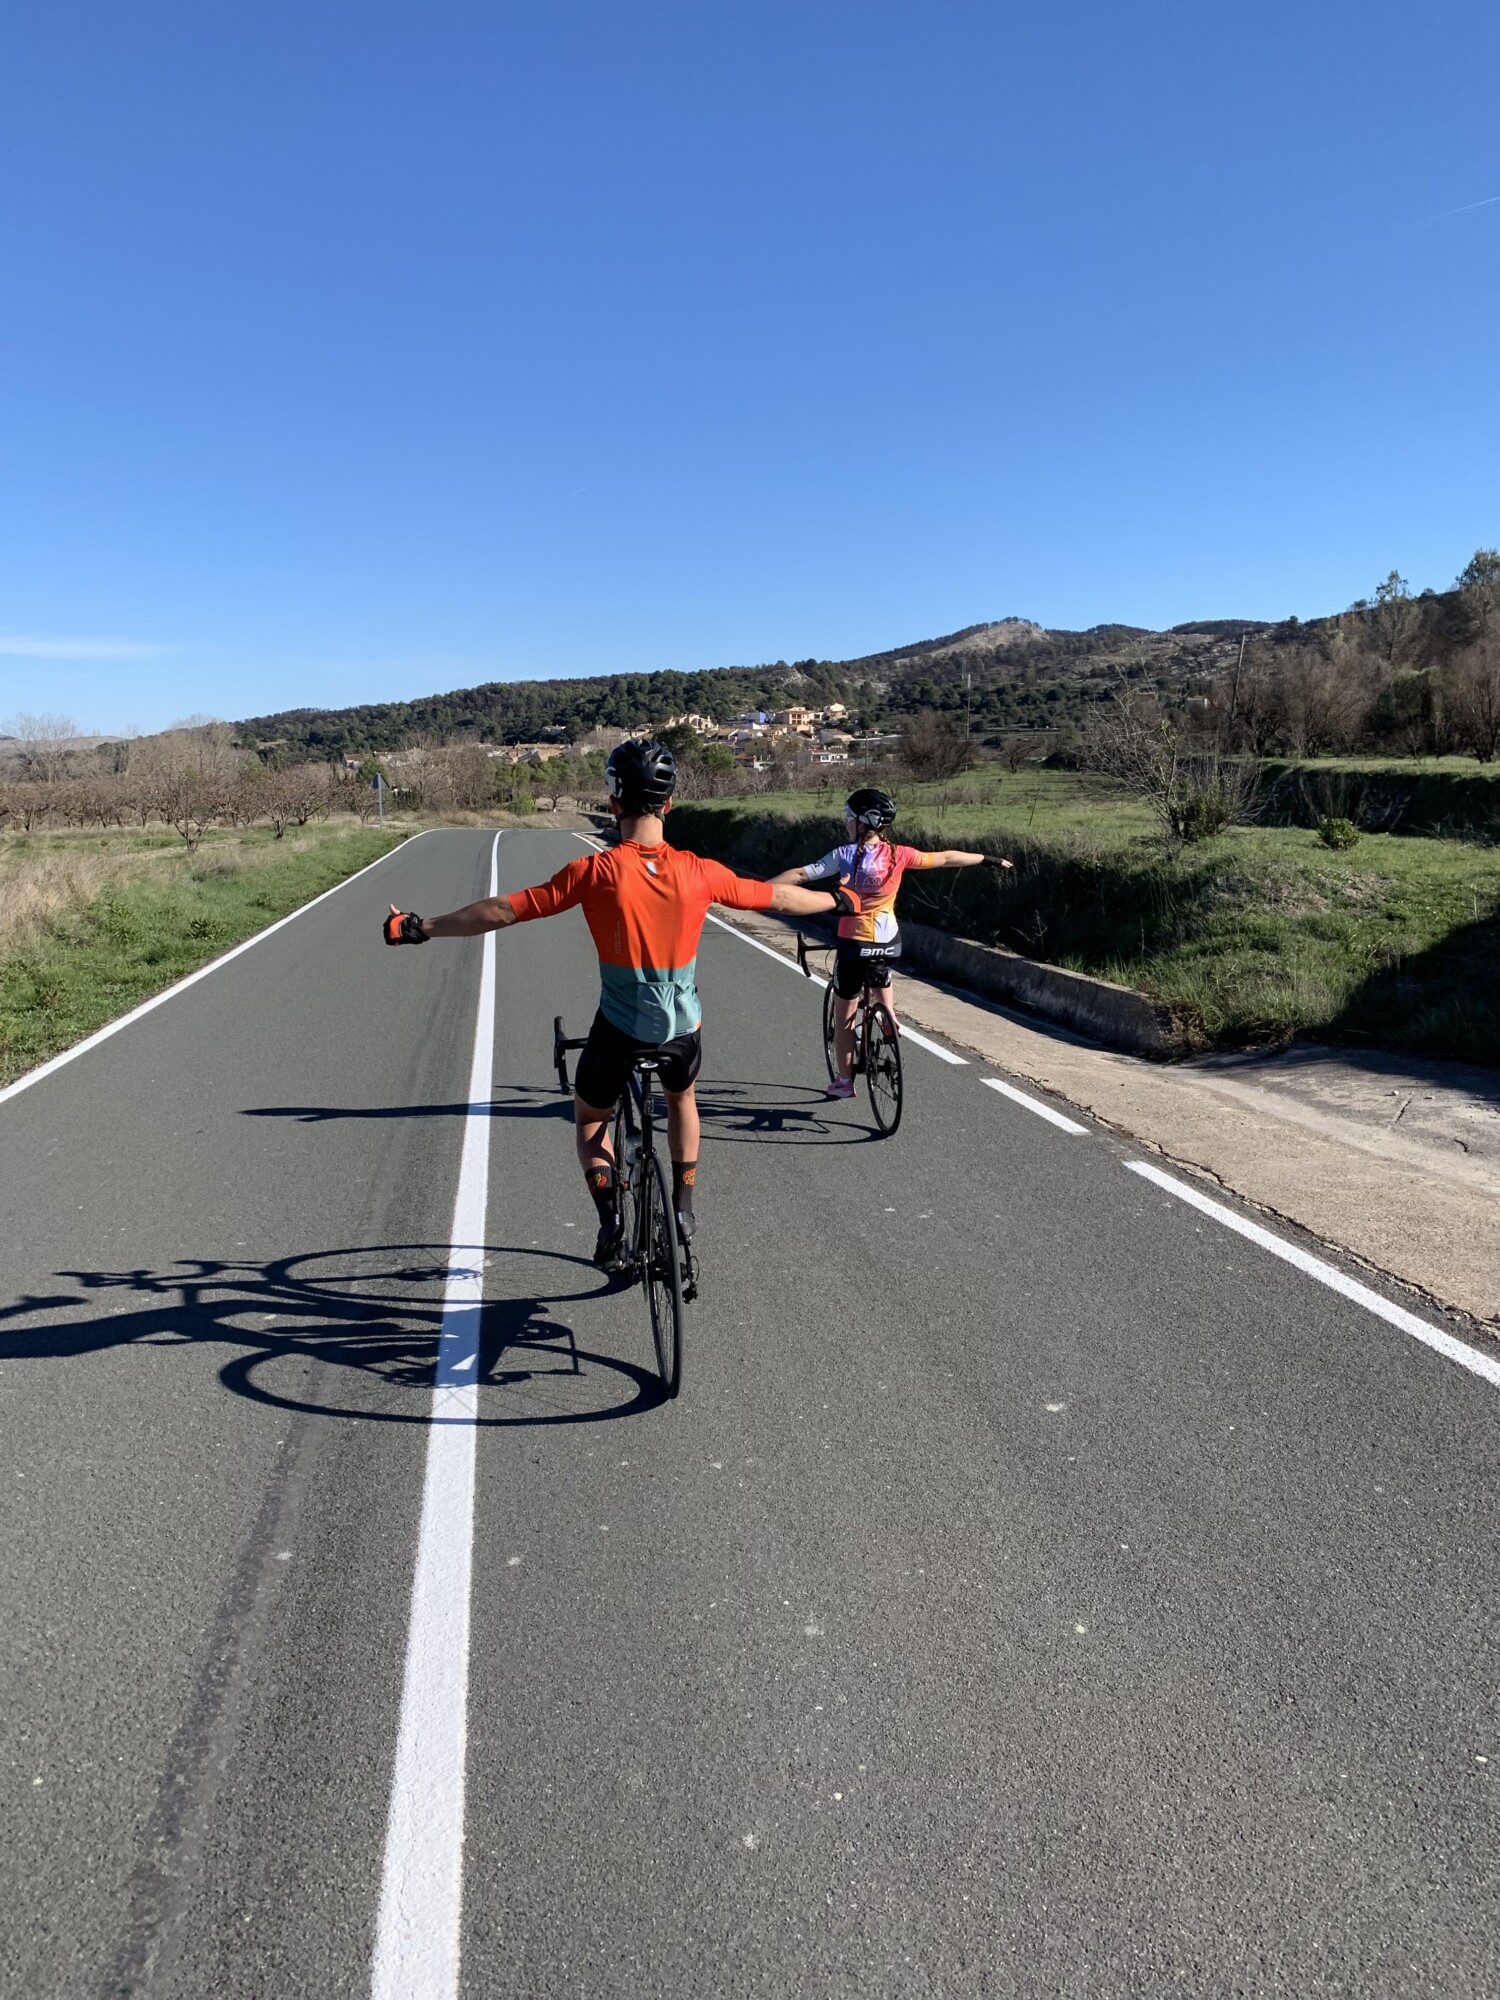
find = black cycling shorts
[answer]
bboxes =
[832,939,901,999]
[573,1008,704,1109]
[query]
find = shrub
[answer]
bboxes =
[1316,816,1360,850]
[1178,787,1236,842]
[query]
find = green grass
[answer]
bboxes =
[738,769,1162,841]
[0,823,408,1087]
[669,792,1500,1065]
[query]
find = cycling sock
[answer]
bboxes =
[672,1160,697,1225]
[584,1164,616,1220]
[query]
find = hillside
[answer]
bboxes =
[233,615,1274,760]
[234,573,1494,763]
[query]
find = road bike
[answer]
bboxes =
[796,931,904,1137]
[553,1016,691,1398]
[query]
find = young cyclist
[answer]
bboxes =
[770,786,1013,1097]
[382,739,854,1267]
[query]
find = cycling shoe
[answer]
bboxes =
[593,1214,627,1270]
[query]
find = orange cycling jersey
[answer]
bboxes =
[508,840,773,1041]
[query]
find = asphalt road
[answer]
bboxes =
[2,826,1496,1999]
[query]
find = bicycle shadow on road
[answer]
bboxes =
[695,1078,883,1145]
[0,1244,665,1427]
[244,1079,879,1144]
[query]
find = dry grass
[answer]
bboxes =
[0,821,410,1087]
[0,821,389,946]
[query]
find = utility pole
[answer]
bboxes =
[1224,634,1247,754]
[964,671,972,744]
[374,770,386,826]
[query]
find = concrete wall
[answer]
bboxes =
[895,919,1188,1059]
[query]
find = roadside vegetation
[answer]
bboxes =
[0,821,405,1087]
[5,556,1498,1077]
[668,790,1500,1066]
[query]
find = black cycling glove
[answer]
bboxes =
[384,908,429,945]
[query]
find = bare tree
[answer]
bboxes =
[157,768,220,849]
[1448,630,1500,762]
[1282,626,1369,756]
[447,743,498,813]
[1084,691,1258,843]
[0,784,50,832]
[899,711,970,781]
[2,711,84,783]
[1369,571,1419,669]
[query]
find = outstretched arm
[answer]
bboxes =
[769,864,817,886]
[418,897,518,938]
[385,854,591,944]
[768,882,851,917]
[386,897,519,941]
[926,851,1014,872]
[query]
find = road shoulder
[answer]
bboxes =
[713,906,1500,1330]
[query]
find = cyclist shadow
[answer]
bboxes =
[243,1086,575,1126]
[697,1078,883,1145]
[0,1244,667,1427]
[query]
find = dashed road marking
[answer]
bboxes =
[982,1076,1088,1134]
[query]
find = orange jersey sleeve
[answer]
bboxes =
[507,855,593,922]
[689,854,775,913]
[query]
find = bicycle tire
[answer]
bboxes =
[642,1151,684,1397]
[552,1014,569,1093]
[821,976,839,1082]
[866,1004,904,1136]
[612,1099,637,1276]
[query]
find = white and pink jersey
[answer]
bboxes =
[803,841,940,944]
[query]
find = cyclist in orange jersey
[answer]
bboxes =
[384,740,854,1265]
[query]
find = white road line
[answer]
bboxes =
[884,1022,966,1065]
[372,832,499,2000]
[982,1077,1088,1134]
[0,830,428,1111]
[704,909,807,970]
[1126,1159,1500,1392]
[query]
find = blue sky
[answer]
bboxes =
[1,1,1497,735]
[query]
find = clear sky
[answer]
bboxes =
[2,1,1497,735]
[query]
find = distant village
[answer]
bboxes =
[338,701,872,779]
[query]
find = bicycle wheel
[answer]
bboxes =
[866,1003,904,1136]
[642,1151,684,1397]
[822,977,839,1081]
[611,1100,637,1274]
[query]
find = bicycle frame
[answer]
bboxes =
[552,1017,691,1391]
[796,931,904,1136]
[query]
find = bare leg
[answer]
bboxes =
[576,1094,626,1266]
[832,993,859,1079]
[665,1085,701,1163]
[574,1095,615,1172]
[876,973,899,1031]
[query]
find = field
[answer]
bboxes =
[669,773,1500,1065]
[0,822,407,1087]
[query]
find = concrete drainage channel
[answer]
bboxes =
[894,917,1185,1059]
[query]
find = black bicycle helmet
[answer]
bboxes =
[606,738,677,812]
[844,786,897,830]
